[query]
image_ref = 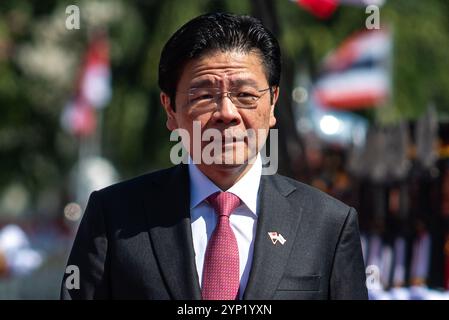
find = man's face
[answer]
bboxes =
[161,50,279,168]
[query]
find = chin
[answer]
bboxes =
[197,142,248,164]
[210,153,249,166]
[206,162,248,174]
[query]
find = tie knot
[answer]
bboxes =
[207,192,241,217]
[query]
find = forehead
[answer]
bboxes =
[177,50,268,89]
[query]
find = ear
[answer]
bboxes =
[160,92,178,131]
[269,86,280,128]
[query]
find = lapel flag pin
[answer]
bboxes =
[268,232,286,245]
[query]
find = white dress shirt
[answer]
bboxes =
[189,154,262,299]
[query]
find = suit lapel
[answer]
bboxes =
[145,164,202,300]
[243,174,303,300]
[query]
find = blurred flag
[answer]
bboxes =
[314,69,389,109]
[79,31,111,110]
[292,0,339,19]
[61,99,97,137]
[322,28,391,72]
[291,59,368,148]
[291,0,386,19]
[313,28,392,110]
[61,31,111,137]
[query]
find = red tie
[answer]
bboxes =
[202,191,241,300]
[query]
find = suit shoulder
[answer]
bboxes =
[94,165,180,198]
[271,174,353,218]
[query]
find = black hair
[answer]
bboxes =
[158,12,281,109]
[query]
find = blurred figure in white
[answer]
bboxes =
[0,224,43,277]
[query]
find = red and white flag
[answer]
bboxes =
[61,100,96,137]
[79,31,111,110]
[312,28,392,110]
[292,0,339,19]
[291,0,386,19]
[61,31,111,137]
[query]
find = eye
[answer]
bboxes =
[236,92,258,100]
[196,94,214,100]
[190,93,214,102]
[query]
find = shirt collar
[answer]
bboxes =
[188,154,262,216]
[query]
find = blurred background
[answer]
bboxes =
[1,0,449,299]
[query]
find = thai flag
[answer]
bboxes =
[312,28,392,110]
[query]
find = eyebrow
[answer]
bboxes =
[189,78,262,89]
[229,78,260,88]
[189,79,217,89]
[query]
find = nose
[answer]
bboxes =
[211,93,241,125]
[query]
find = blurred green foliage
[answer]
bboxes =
[0,0,448,216]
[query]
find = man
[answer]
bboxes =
[61,12,368,300]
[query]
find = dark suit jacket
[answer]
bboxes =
[61,164,368,299]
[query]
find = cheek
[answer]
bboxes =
[176,110,206,127]
[253,109,273,129]
[176,113,211,141]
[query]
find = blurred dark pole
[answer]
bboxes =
[250,0,304,178]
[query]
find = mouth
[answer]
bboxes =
[202,139,244,148]
[222,136,245,143]
[203,134,246,143]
